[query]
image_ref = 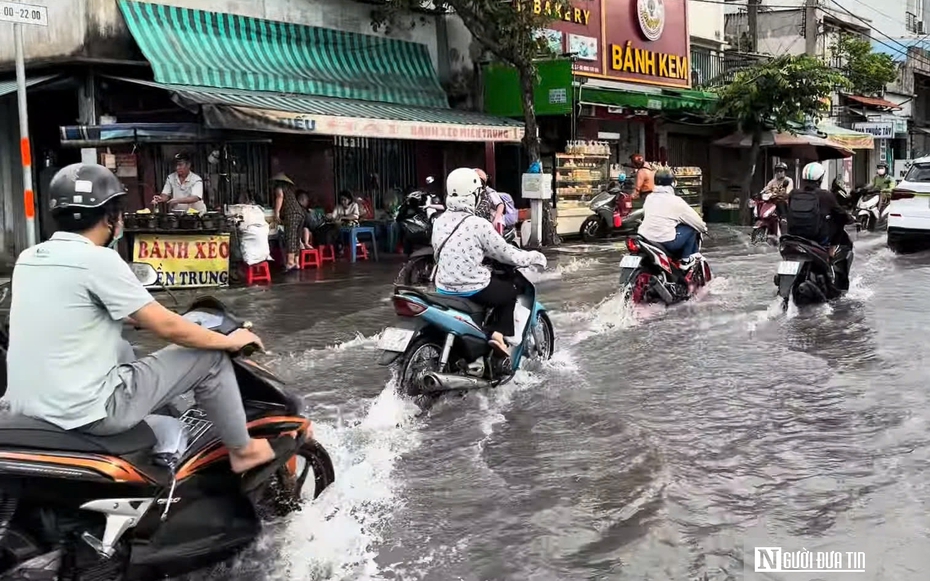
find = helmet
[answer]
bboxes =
[774,162,788,171]
[654,168,675,186]
[877,161,888,169]
[49,163,126,214]
[801,161,826,182]
[446,168,482,213]
[473,168,488,185]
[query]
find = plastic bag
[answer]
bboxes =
[239,221,272,265]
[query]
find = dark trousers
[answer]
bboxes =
[470,276,519,337]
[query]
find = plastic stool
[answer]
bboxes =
[300,248,321,269]
[350,243,369,261]
[246,261,272,285]
[319,245,336,263]
[341,226,379,263]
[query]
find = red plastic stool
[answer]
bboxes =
[300,248,321,269]
[245,261,272,285]
[319,245,336,263]
[354,243,369,261]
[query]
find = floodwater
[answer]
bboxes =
[162,226,930,580]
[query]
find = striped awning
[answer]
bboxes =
[0,75,59,98]
[117,0,448,109]
[108,76,525,142]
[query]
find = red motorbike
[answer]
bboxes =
[750,191,784,245]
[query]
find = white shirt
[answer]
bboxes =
[637,186,708,243]
[5,232,155,429]
[162,171,207,213]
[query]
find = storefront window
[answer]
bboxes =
[334,137,416,211]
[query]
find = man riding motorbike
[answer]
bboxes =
[636,168,708,266]
[762,161,794,218]
[3,163,290,489]
[872,161,896,213]
[432,168,546,357]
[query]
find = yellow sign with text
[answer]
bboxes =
[132,233,231,288]
[611,42,690,81]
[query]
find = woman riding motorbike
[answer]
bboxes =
[432,168,546,357]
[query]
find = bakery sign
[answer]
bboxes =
[528,0,691,88]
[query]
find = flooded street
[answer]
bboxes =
[155,226,930,580]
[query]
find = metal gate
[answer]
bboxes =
[334,137,416,210]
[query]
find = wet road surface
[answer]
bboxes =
[136,227,930,580]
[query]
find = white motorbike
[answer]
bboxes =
[855,187,890,232]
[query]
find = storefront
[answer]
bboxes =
[483,0,716,236]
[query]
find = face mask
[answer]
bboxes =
[108,220,124,249]
[877,169,886,176]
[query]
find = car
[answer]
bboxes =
[887,156,930,253]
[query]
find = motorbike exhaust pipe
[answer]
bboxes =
[649,278,676,305]
[421,372,492,393]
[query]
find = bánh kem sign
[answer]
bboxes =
[611,41,689,81]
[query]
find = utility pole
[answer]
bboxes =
[748,0,759,53]
[805,0,818,56]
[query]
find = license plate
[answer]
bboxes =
[378,327,415,352]
[777,260,801,276]
[620,255,642,269]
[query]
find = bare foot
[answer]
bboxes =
[229,438,275,474]
[488,332,511,357]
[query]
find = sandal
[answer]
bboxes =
[488,333,511,358]
[240,436,301,493]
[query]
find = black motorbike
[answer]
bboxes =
[774,233,854,308]
[395,191,443,287]
[0,268,335,580]
[580,187,643,242]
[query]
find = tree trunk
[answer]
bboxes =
[517,63,541,165]
[742,132,762,225]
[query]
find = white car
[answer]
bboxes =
[887,156,930,252]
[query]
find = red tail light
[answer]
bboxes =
[626,237,640,253]
[891,189,915,200]
[392,296,426,317]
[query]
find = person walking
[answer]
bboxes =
[272,173,303,272]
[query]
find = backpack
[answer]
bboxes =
[786,189,823,241]
[498,192,519,227]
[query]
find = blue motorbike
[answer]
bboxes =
[378,264,555,397]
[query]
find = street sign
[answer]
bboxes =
[0,2,48,26]
[2,1,49,248]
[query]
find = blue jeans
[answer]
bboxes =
[663,224,700,258]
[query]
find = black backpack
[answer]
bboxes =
[787,189,823,241]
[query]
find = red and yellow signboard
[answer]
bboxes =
[527,0,691,88]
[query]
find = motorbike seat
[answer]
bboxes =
[422,292,486,315]
[635,235,677,259]
[0,415,156,455]
[779,235,831,259]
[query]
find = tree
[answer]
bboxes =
[372,0,570,165]
[714,54,849,216]
[830,33,899,97]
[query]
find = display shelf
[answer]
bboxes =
[556,153,610,206]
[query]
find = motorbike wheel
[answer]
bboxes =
[400,337,443,397]
[526,313,555,361]
[395,255,434,287]
[750,227,767,245]
[580,217,604,243]
[859,215,871,232]
[622,270,651,304]
[290,440,336,500]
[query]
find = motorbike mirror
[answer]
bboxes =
[130,262,159,286]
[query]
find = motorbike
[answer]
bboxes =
[0,264,335,580]
[580,188,643,242]
[394,191,443,287]
[774,235,853,308]
[749,190,784,245]
[378,263,554,399]
[618,233,713,305]
[854,186,890,232]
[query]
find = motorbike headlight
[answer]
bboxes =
[761,192,772,201]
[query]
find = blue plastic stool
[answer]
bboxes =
[341,226,379,263]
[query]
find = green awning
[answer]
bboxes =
[0,75,59,98]
[579,86,717,113]
[108,77,525,142]
[117,0,448,108]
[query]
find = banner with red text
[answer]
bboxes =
[132,233,231,288]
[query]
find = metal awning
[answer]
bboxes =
[117,0,447,108]
[107,76,525,142]
[578,85,717,113]
[0,75,59,98]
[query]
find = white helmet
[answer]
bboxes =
[445,167,482,213]
[801,162,825,182]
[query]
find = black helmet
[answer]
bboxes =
[654,167,675,186]
[877,161,888,169]
[48,163,126,214]
[775,162,788,171]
